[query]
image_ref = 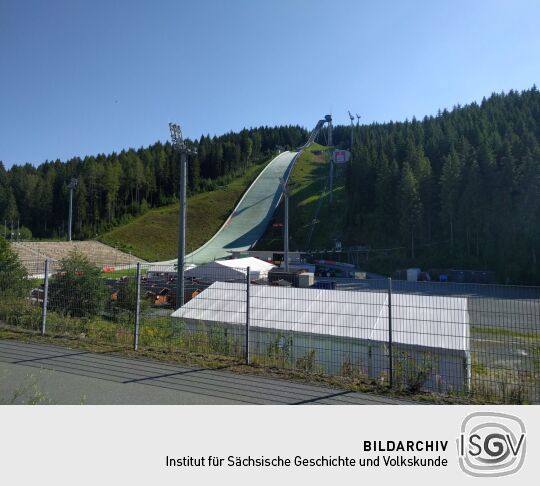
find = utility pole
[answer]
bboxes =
[279,177,290,272]
[169,122,197,307]
[67,178,78,241]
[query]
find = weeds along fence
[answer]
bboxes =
[1,260,539,404]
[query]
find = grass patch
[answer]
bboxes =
[471,325,540,342]
[100,267,141,279]
[254,144,348,251]
[0,368,56,405]
[100,161,270,261]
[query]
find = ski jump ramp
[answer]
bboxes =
[182,150,298,265]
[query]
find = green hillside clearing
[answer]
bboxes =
[254,144,347,251]
[100,161,270,261]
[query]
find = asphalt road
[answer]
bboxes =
[328,278,540,332]
[329,277,540,300]
[0,340,411,405]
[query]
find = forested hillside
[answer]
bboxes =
[2,88,539,282]
[0,125,307,239]
[331,87,540,283]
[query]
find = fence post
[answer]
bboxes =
[388,277,393,388]
[133,262,141,351]
[41,259,49,336]
[245,266,250,365]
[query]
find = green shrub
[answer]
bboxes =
[394,352,433,393]
[296,349,316,373]
[47,250,108,317]
[0,236,31,297]
[266,334,293,366]
[0,296,41,330]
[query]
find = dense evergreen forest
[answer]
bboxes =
[331,87,540,283]
[1,88,539,283]
[0,125,307,239]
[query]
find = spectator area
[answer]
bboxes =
[11,241,145,275]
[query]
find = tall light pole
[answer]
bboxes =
[67,178,78,241]
[279,177,290,272]
[169,122,197,307]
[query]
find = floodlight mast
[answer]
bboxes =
[67,178,78,241]
[169,122,197,307]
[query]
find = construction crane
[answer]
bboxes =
[169,122,197,307]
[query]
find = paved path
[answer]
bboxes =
[0,340,411,405]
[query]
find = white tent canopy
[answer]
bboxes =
[171,282,470,351]
[147,263,196,276]
[184,257,275,282]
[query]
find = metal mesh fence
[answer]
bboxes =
[0,259,45,333]
[1,258,539,403]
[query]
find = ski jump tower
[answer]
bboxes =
[325,114,333,146]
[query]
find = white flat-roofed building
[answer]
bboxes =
[171,282,471,392]
[184,257,276,282]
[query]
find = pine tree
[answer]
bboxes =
[399,162,423,258]
[439,152,462,249]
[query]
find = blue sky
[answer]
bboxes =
[1,0,539,168]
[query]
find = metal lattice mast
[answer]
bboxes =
[169,122,197,307]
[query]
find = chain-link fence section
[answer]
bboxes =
[1,258,539,403]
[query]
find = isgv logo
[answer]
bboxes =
[457,412,526,477]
